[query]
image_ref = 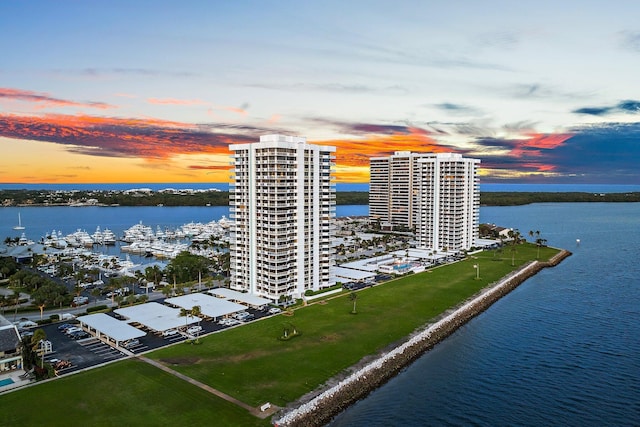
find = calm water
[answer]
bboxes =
[329,203,640,426]
[0,205,367,245]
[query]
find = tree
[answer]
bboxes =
[125,294,137,306]
[106,277,122,305]
[190,305,202,328]
[91,287,102,306]
[349,291,358,314]
[74,283,83,298]
[508,229,521,266]
[161,284,173,299]
[167,251,203,283]
[31,328,47,368]
[529,230,542,259]
[21,336,36,370]
[190,305,202,342]
[32,283,67,319]
[179,307,190,330]
[11,289,20,322]
[144,265,163,290]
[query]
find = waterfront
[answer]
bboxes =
[329,203,640,426]
[2,202,639,426]
[1,205,368,248]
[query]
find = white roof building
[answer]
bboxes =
[165,293,247,319]
[114,303,199,333]
[208,288,272,308]
[78,313,147,343]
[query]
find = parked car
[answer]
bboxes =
[58,323,75,331]
[186,325,202,335]
[268,307,282,315]
[233,311,253,320]
[72,296,89,306]
[70,330,90,340]
[162,329,178,337]
[123,339,139,349]
[65,327,83,336]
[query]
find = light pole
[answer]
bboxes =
[473,264,480,280]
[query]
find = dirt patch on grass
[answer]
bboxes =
[318,334,339,342]
[160,357,201,366]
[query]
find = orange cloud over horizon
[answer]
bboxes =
[0,109,582,184]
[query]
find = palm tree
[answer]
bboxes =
[31,328,47,368]
[349,291,358,314]
[91,287,102,306]
[190,305,202,328]
[190,305,202,342]
[179,307,190,330]
[11,289,20,322]
[161,284,173,298]
[508,229,521,266]
[144,265,162,291]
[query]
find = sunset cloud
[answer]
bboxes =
[0,113,255,160]
[1,107,638,184]
[0,87,116,110]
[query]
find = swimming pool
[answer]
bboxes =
[0,378,15,387]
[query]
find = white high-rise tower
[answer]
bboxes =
[229,135,336,302]
[370,151,479,251]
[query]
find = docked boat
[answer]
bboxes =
[65,229,95,247]
[102,228,117,245]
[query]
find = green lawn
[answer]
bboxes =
[0,243,559,425]
[148,243,559,407]
[0,359,269,427]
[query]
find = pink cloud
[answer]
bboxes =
[0,87,116,110]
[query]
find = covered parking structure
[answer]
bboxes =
[208,288,272,309]
[333,266,376,284]
[114,302,201,335]
[165,293,247,321]
[77,313,146,348]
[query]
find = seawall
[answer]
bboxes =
[273,250,572,427]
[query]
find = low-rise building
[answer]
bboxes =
[0,315,23,372]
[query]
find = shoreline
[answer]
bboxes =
[273,249,572,427]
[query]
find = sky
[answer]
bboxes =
[2,0,640,184]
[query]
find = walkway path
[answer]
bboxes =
[138,355,279,419]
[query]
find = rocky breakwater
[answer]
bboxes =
[273,250,572,427]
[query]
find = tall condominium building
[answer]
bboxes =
[229,134,336,302]
[370,151,480,251]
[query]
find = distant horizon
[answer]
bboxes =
[2,182,640,194]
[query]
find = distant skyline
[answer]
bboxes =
[2,1,640,184]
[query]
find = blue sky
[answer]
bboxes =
[1,0,640,183]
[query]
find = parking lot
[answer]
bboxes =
[40,322,127,374]
[37,305,273,372]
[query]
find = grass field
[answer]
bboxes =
[0,359,269,426]
[0,243,559,425]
